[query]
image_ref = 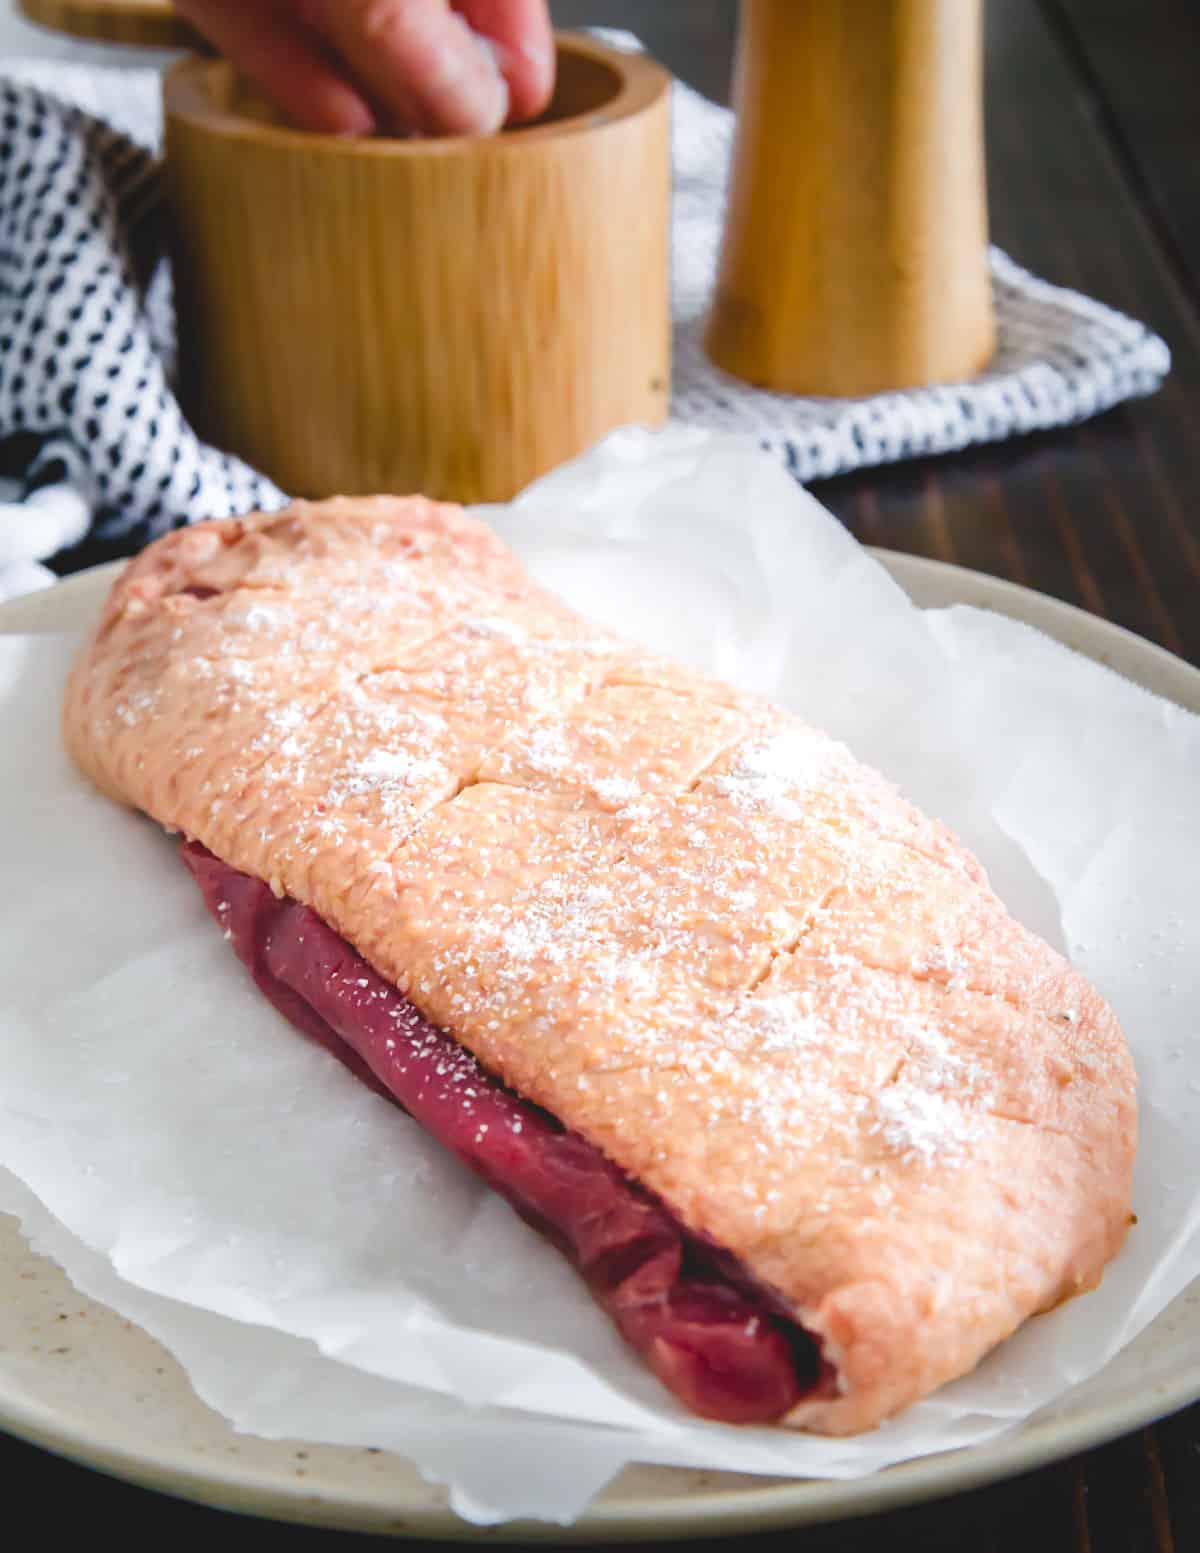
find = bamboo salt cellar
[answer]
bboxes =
[17,3,672,506]
[164,40,671,505]
[706,0,995,397]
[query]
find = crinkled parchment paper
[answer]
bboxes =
[1,428,1198,1524]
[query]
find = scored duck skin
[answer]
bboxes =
[184,842,834,1423]
[63,496,1137,1434]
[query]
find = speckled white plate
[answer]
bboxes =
[2,555,1198,1542]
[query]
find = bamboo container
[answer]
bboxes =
[17,4,672,504]
[160,38,671,504]
[706,0,995,397]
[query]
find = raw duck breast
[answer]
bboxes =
[63,497,1137,1433]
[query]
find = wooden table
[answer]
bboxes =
[6,0,1198,1547]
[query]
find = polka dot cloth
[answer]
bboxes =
[0,56,1173,559]
[0,67,284,555]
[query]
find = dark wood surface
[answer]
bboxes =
[7,0,1199,1547]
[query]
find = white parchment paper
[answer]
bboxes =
[1,428,1198,1524]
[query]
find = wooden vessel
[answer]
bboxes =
[17,3,672,504]
[163,38,671,502]
[706,0,995,397]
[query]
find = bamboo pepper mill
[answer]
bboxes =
[706,0,995,396]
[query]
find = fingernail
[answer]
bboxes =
[472,55,510,135]
[519,37,555,77]
[472,30,506,76]
[427,16,508,135]
[329,99,378,138]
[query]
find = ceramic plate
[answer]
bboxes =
[2,555,1198,1542]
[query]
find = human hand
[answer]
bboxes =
[174,0,555,138]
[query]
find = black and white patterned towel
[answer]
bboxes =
[0,55,1172,601]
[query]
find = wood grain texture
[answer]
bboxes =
[705,0,995,396]
[164,35,671,504]
[1046,0,1200,304]
[16,0,190,48]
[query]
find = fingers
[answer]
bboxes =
[176,0,556,137]
[457,0,555,122]
[174,0,377,136]
[299,0,510,137]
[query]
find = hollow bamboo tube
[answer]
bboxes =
[163,35,671,504]
[705,0,995,397]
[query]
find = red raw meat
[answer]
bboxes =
[183,841,833,1424]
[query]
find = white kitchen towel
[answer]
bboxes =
[0,53,1172,580]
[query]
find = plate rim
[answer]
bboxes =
[2,552,1198,1542]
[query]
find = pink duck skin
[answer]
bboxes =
[64,496,1137,1433]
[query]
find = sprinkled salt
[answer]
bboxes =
[898,1015,970,1091]
[522,725,571,776]
[741,993,822,1052]
[461,617,527,644]
[268,704,304,733]
[872,1084,976,1166]
[713,728,840,820]
[592,776,642,806]
[113,688,159,728]
[331,748,448,814]
[239,602,287,632]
